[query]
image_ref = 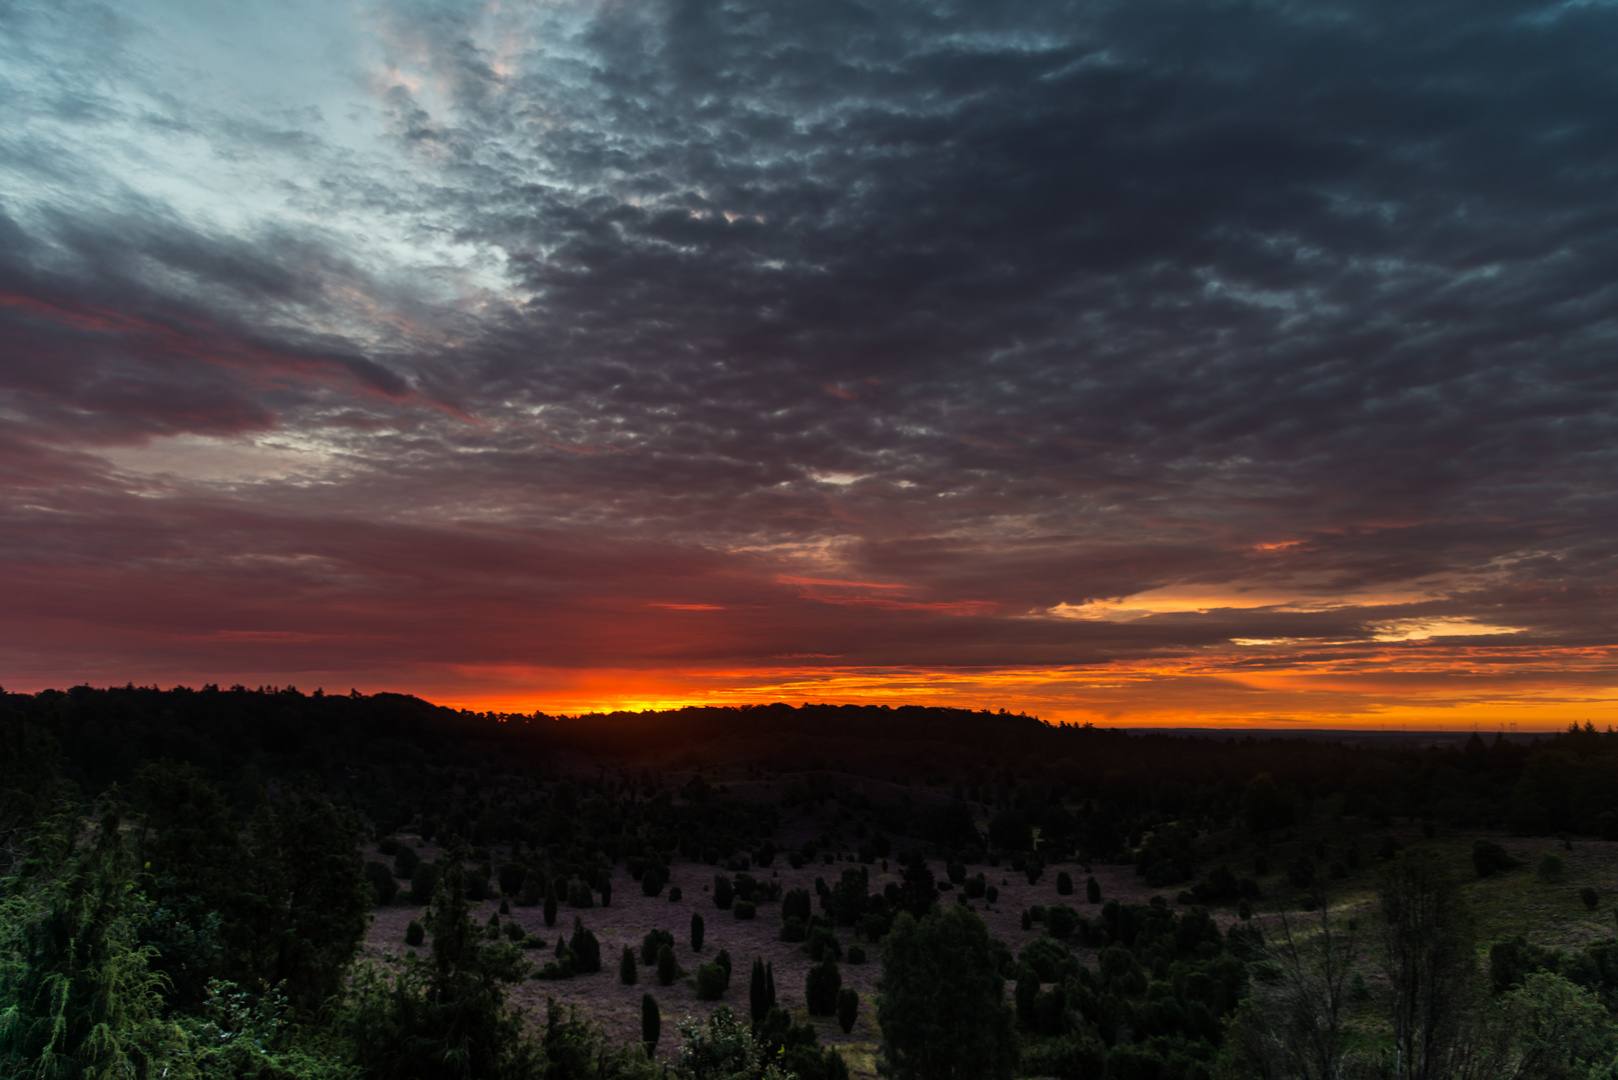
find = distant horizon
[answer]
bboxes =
[1,679,1581,736]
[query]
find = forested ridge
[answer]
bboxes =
[5,685,1618,1079]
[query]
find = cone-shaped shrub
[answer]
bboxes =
[749,957,769,1023]
[805,958,842,1016]
[405,919,425,946]
[715,947,732,990]
[657,943,678,986]
[642,867,663,897]
[366,861,399,906]
[642,928,674,966]
[517,866,543,907]
[691,911,705,951]
[837,988,859,1033]
[696,961,726,1001]
[570,916,601,973]
[782,887,812,923]
[1056,871,1073,896]
[641,992,660,1051]
[1086,875,1101,903]
[620,944,638,984]
[714,874,734,910]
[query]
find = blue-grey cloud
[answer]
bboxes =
[1,0,1616,713]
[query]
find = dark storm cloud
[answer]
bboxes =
[2,0,1617,707]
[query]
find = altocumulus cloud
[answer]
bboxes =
[2,0,1616,724]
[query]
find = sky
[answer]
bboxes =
[3,0,1616,728]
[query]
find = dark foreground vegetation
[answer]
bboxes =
[4,683,1618,1078]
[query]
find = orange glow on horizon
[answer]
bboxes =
[414,651,1614,732]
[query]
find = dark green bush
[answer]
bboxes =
[1581,886,1600,910]
[365,861,399,905]
[783,887,812,922]
[657,943,678,986]
[692,911,705,951]
[947,861,967,884]
[394,845,419,879]
[1056,871,1073,896]
[642,867,663,897]
[405,919,424,946]
[1086,876,1101,903]
[985,884,999,904]
[1538,854,1566,883]
[714,874,734,910]
[620,944,638,984]
[518,868,543,907]
[734,899,756,920]
[1020,936,1075,983]
[805,958,842,1016]
[642,928,675,966]
[410,861,438,904]
[1287,856,1316,890]
[1473,840,1522,878]
[780,916,808,943]
[807,926,842,962]
[696,961,727,1001]
[498,862,527,896]
[567,879,594,908]
[715,948,732,990]
[504,920,525,942]
[837,988,859,1033]
[570,917,601,973]
[845,944,866,964]
[642,993,661,1051]
[669,885,682,902]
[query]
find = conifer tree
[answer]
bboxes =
[244,783,370,1014]
[342,836,539,1080]
[657,943,678,986]
[749,957,769,1024]
[837,988,859,1034]
[642,992,661,1052]
[876,906,1016,1080]
[620,944,638,985]
[692,911,706,951]
[0,806,185,1080]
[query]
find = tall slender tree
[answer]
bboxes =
[1379,850,1480,1080]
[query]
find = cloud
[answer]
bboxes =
[1,0,1616,723]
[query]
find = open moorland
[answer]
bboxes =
[5,685,1618,1079]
